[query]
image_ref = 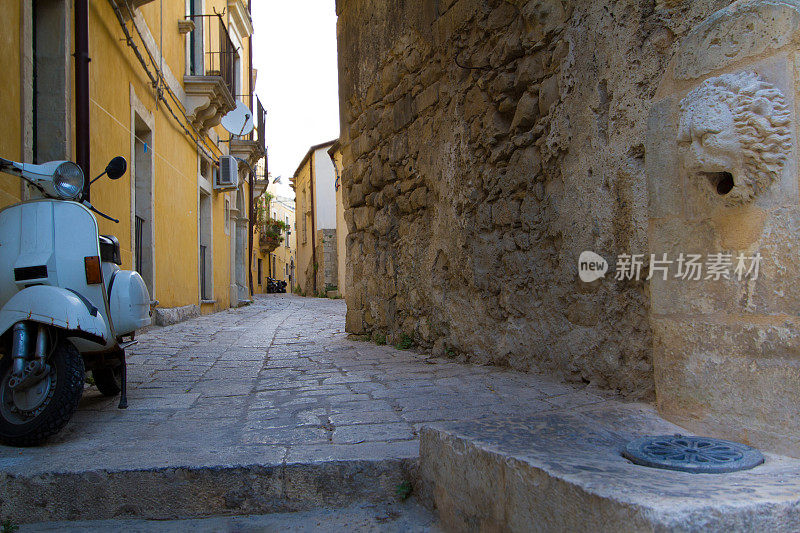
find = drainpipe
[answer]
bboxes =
[309,151,317,295]
[75,0,90,198]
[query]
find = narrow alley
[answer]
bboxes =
[6,297,800,532]
[2,294,616,470]
[1,294,616,523]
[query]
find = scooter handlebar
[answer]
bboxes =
[0,157,22,177]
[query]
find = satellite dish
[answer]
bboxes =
[221,100,254,136]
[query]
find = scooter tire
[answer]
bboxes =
[0,338,85,446]
[92,365,122,397]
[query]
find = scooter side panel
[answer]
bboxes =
[51,202,116,344]
[0,285,107,342]
[0,202,57,307]
[0,200,116,347]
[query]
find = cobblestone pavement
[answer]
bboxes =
[0,294,615,474]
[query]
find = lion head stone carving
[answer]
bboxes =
[677,71,792,206]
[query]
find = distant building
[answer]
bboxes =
[290,140,339,296]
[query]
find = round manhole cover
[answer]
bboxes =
[622,434,764,474]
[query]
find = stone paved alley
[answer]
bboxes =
[4,294,614,472]
[0,294,618,526]
[6,294,800,532]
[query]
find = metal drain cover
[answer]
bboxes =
[623,434,764,474]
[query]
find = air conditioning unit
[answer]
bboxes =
[215,155,239,190]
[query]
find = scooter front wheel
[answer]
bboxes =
[0,338,85,446]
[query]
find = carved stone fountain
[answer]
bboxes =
[646,0,800,457]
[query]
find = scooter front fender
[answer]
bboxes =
[0,285,108,344]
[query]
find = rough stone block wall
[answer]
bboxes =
[318,228,339,291]
[336,0,730,398]
[301,251,315,295]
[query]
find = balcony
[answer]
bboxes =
[227,0,253,38]
[253,175,270,197]
[127,0,158,8]
[114,0,158,21]
[259,219,286,254]
[183,13,237,135]
[229,94,267,169]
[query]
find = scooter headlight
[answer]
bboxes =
[52,162,85,200]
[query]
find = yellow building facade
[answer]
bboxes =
[0,0,265,323]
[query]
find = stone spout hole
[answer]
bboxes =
[701,171,734,196]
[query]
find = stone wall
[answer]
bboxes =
[336,0,731,398]
[317,228,339,292]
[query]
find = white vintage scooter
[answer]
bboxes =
[0,156,150,446]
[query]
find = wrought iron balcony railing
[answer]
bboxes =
[186,12,237,99]
[233,94,266,151]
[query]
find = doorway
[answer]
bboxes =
[32,0,70,163]
[199,158,213,300]
[133,114,154,297]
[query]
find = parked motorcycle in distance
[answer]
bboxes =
[0,155,151,446]
[266,277,287,293]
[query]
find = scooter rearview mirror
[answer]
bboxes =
[106,156,127,180]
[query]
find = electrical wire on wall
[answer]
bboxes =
[118,0,223,159]
[108,0,222,162]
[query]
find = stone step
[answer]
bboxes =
[419,402,800,532]
[1,458,417,524]
[18,500,440,532]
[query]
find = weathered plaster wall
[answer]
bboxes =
[0,2,24,208]
[314,148,338,230]
[336,0,733,397]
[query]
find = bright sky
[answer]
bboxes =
[251,1,340,200]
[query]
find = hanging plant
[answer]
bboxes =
[259,217,289,253]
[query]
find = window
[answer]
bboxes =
[257,258,262,285]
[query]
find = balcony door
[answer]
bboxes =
[188,0,204,75]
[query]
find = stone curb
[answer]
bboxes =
[151,304,201,327]
[419,418,800,533]
[1,458,418,524]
